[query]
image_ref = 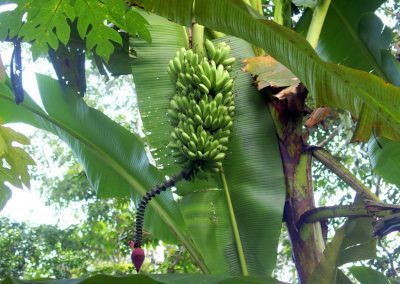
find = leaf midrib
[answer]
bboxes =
[330,2,387,80]
[0,93,209,273]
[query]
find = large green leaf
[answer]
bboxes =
[180,190,239,274]
[132,12,187,176]
[0,76,206,267]
[312,1,398,141]
[133,0,400,141]
[219,37,285,276]
[312,0,400,188]
[0,0,151,60]
[133,26,286,274]
[131,10,286,275]
[131,11,216,197]
[368,137,400,188]
[133,0,193,27]
[1,274,284,284]
[348,266,391,284]
[309,218,376,284]
[316,0,384,73]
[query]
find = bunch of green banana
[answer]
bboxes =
[167,39,236,175]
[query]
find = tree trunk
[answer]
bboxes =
[268,85,325,283]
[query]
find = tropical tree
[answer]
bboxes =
[0,0,399,283]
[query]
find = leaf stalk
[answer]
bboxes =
[219,168,249,276]
[312,148,379,202]
[306,0,332,48]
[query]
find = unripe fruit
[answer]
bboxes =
[167,40,235,174]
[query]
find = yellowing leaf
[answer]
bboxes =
[0,123,35,211]
[243,56,299,89]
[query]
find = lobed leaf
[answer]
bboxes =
[0,0,151,61]
[0,0,76,59]
[0,122,35,211]
[0,121,35,211]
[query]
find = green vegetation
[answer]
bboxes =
[0,0,399,283]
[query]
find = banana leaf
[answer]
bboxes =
[368,136,400,188]
[348,266,391,284]
[1,274,285,284]
[315,0,384,72]
[0,76,206,268]
[180,190,239,274]
[308,0,400,188]
[131,11,286,276]
[133,0,400,141]
[310,0,397,141]
[132,12,187,176]
[309,218,376,284]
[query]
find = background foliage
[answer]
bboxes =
[0,0,399,283]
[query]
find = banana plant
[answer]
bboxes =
[0,0,399,283]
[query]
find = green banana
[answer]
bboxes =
[222,57,235,66]
[167,40,236,175]
[198,84,209,94]
[212,49,222,65]
[200,74,212,89]
[173,57,182,72]
[205,39,216,58]
[201,60,211,78]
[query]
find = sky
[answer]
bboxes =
[0,41,87,227]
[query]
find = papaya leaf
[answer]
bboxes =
[74,0,122,61]
[0,0,150,61]
[0,122,35,211]
[74,0,151,60]
[0,0,76,59]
